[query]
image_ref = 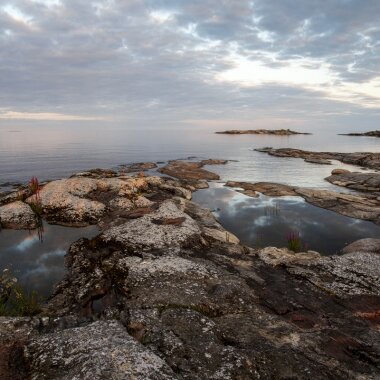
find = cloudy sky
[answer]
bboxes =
[0,0,379,130]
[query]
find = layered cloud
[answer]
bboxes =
[0,0,379,128]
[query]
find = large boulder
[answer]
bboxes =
[0,201,37,229]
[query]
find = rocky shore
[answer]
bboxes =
[339,131,380,138]
[216,129,311,136]
[256,147,380,170]
[0,162,380,379]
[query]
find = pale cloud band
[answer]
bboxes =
[1,0,380,129]
[0,110,106,121]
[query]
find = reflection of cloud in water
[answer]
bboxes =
[193,187,380,255]
[36,249,66,266]
[0,222,99,297]
[253,216,272,227]
[15,235,39,251]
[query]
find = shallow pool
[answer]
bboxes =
[193,184,380,255]
[0,221,99,297]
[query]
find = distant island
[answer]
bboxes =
[339,130,380,138]
[215,128,311,135]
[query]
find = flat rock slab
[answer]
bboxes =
[256,147,380,170]
[159,160,220,180]
[326,172,380,193]
[304,158,332,165]
[0,201,37,229]
[226,181,297,197]
[225,181,380,224]
[340,131,380,138]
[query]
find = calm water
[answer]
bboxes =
[1,125,379,189]
[193,184,380,255]
[0,222,99,297]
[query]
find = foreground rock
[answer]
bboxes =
[158,160,222,181]
[216,128,311,135]
[226,181,380,224]
[326,172,380,193]
[26,320,177,380]
[339,130,380,138]
[1,171,380,379]
[256,147,380,170]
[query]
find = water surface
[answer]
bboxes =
[1,125,379,190]
[193,184,380,255]
[0,221,99,297]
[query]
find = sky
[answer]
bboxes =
[0,0,380,131]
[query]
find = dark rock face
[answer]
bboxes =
[1,172,380,379]
[215,129,311,135]
[326,172,380,193]
[340,131,380,138]
[225,181,380,224]
[159,160,220,180]
[256,147,380,170]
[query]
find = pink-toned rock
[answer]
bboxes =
[0,201,37,229]
[331,169,350,175]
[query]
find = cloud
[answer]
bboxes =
[0,110,106,120]
[0,0,379,128]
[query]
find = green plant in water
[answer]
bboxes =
[0,269,43,316]
[26,176,45,241]
[29,198,43,217]
[286,231,309,253]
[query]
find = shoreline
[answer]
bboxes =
[0,159,380,379]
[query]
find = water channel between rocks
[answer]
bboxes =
[192,183,380,255]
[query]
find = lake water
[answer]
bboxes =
[0,124,379,297]
[1,124,379,188]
